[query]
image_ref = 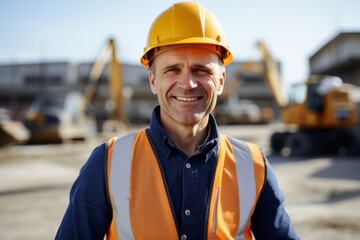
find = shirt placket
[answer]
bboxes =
[180,157,198,239]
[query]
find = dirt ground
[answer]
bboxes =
[269,155,360,239]
[0,124,359,239]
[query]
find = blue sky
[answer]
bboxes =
[0,0,359,85]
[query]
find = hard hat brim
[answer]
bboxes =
[141,38,233,68]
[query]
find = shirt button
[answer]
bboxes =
[185,209,191,216]
[181,234,187,240]
[185,163,191,169]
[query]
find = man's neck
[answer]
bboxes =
[163,120,209,157]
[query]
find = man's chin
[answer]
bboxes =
[178,113,207,125]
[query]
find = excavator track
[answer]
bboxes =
[271,129,360,156]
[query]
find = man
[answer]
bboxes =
[56,2,299,239]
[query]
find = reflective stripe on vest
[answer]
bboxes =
[107,132,136,239]
[106,129,265,240]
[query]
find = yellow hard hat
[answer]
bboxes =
[140,1,233,68]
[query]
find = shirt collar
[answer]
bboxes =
[147,106,219,157]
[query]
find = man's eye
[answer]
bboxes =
[194,69,209,74]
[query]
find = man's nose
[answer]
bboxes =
[179,71,198,90]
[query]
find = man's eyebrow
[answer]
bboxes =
[191,63,215,72]
[160,62,214,72]
[192,63,210,69]
[161,63,181,72]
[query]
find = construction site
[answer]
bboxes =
[1,9,360,238]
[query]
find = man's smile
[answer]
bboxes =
[175,96,201,102]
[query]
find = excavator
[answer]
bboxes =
[22,38,128,143]
[82,38,129,133]
[257,41,359,155]
[22,89,94,143]
[0,108,29,147]
[214,61,274,125]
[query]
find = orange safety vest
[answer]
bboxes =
[105,129,265,240]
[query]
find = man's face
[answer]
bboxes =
[149,45,226,128]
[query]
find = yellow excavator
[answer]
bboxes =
[83,38,129,133]
[22,38,128,143]
[219,61,264,102]
[214,61,274,125]
[257,41,358,155]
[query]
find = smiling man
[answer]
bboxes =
[148,44,226,156]
[56,2,299,240]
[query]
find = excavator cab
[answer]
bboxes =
[307,75,344,113]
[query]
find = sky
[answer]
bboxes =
[0,0,359,86]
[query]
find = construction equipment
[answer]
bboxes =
[258,40,359,155]
[215,99,273,125]
[22,90,94,143]
[22,38,128,143]
[0,108,29,147]
[214,61,274,125]
[219,61,264,102]
[83,38,130,133]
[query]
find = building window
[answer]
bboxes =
[24,75,62,85]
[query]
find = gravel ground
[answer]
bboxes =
[0,125,359,239]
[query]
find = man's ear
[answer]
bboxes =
[217,68,226,95]
[148,71,157,94]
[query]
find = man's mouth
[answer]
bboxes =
[175,96,200,102]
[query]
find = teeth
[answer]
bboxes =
[176,96,198,101]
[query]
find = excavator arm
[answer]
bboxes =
[83,38,126,124]
[257,41,288,107]
[219,61,264,102]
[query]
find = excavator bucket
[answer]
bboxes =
[0,119,29,147]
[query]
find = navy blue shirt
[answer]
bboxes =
[56,106,299,240]
[146,107,219,239]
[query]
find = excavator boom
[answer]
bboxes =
[257,41,288,107]
[83,38,128,132]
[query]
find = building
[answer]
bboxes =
[309,32,360,86]
[0,60,276,123]
[0,62,78,118]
